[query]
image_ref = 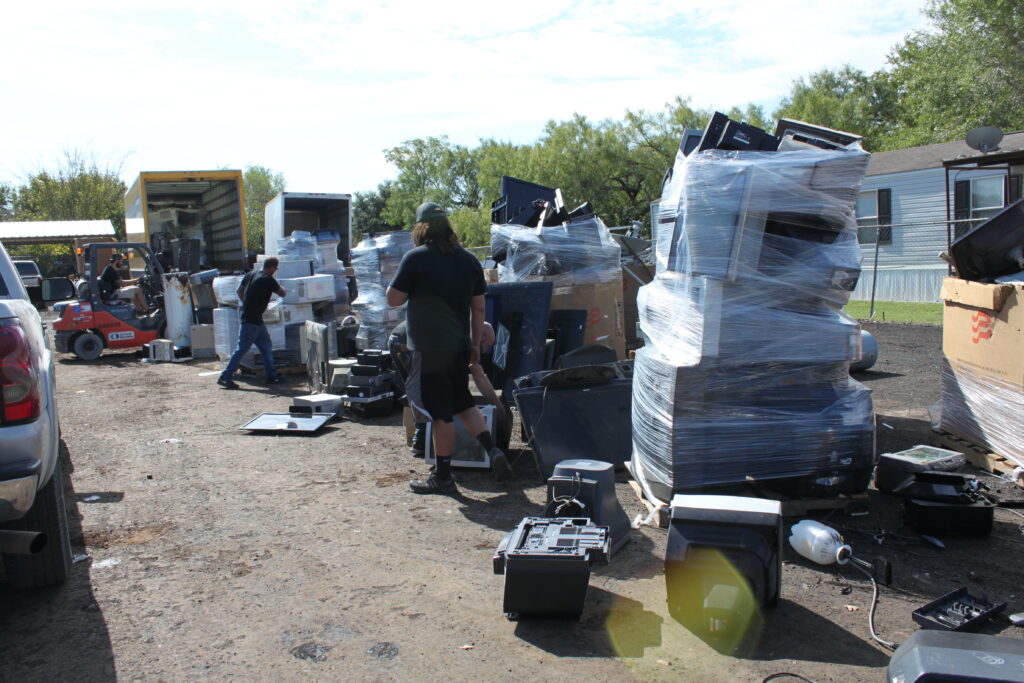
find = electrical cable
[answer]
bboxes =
[762,673,819,683]
[848,561,899,651]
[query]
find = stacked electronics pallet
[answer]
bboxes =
[632,114,876,503]
[350,231,414,350]
[343,349,397,417]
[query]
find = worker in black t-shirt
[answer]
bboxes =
[218,257,286,389]
[99,253,148,314]
[386,202,511,494]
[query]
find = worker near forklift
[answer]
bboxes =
[99,253,148,315]
[386,202,511,494]
[217,257,286,389]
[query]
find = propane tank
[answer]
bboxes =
[850,329,878,372]
[788,520,851,566]
[161,272,193,348]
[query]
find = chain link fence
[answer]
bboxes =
[844,218,972,325]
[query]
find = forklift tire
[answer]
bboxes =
[72,332,104,361]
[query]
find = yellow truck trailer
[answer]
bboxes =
[124,170,247,272]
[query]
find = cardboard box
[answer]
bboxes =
[279,274,335,303]
[939,277,1024,465]
[403,406,415,446]
[550,277,626,359]
[622,262,653,350]
[940,278,1023,385]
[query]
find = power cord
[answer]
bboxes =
[544,472,586,517]
[762,673,819,683]
[847,561,899,651]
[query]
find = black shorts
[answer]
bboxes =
[405,348,473,423]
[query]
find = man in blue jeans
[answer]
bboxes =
[218,257,286,389]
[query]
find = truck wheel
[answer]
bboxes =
[1,457,72,588]
[73,332,103,361]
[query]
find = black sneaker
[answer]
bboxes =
[266,374,284,384]
[217,376,240,389]
[409,474,456,494]
[489,449,512,481]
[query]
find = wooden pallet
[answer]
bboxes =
[929,429,1024,487]
[623,460,868,525]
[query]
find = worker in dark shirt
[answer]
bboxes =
[218,257,286,389]
[386,202,511,494]
[390,320,505,457]
[99,253,148,314]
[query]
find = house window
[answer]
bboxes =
[969,176,1004,220]
[953,174,1019,237]
[856,188,891,244]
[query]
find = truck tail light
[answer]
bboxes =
[0,320,41,424]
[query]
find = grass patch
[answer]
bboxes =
[844,300,943,324]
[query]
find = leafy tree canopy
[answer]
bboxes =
[243,165,286,253]
[13,149,127,236]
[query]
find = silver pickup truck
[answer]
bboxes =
[0,241,71,587]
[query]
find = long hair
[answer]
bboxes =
[412,217,460,254]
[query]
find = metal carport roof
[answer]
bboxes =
[0,220,116,243]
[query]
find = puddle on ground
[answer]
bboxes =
[291,643,331,662]
[367,642,399,660]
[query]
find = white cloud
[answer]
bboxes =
[0,0,928,193]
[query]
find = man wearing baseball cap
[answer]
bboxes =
[386,202,511,493]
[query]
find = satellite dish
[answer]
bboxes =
[966,126,1003,153]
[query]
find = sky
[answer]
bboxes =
[0,0,930,196]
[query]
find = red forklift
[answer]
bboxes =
[52,243,168,360]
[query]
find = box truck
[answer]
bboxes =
[124,170,247,272]
[265,192,352,264]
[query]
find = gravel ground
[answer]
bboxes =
[2,321,1022,682]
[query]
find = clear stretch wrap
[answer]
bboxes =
[351,231,414,350]
[655,148,868,306]
[633,144,875,500]
[491,215,621,286]
[277,230,318,262]
[940,360,1024,468]
[212,275,244,307]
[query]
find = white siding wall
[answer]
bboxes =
[852,166,1002,302]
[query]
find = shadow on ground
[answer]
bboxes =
[0,440,116,680]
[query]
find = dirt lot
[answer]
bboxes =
[2,321,1022,682]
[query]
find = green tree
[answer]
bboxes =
[773,66,896,150]
[0,183,15,220]
[243,165,286,253]
[352,181,404,244]
[14,149,127,237]
[887,0,1024,147]
[382,136,482,226]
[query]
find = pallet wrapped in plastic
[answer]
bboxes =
[632,141,874,500]
[632,344,875,502]
[351,231,414,351]
[939,360,1024,468]
[491,214,621,286]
